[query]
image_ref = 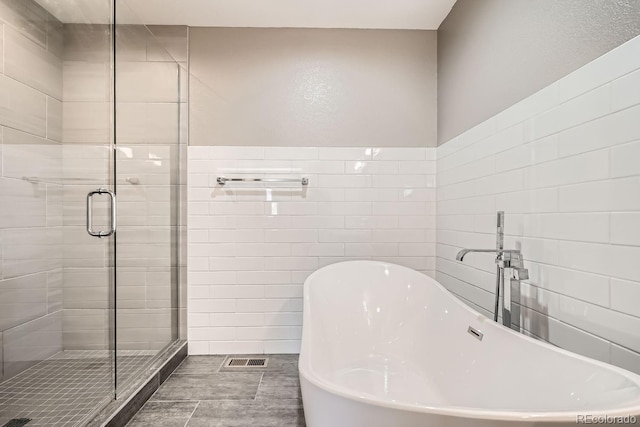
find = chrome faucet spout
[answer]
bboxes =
[455,248,520,262]
[455,249,471,261]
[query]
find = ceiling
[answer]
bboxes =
[37,0,457,29]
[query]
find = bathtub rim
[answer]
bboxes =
[299,260,640,423]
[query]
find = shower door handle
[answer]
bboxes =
[87,188,117,238]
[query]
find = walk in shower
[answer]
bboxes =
[0,0,186,425]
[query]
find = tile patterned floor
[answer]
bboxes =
[0,351,155,427]
[127,355,306,427]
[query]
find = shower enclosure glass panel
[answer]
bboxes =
[0,0,117,425]
[113,0,183,396]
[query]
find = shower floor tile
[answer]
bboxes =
[0,350,155,427]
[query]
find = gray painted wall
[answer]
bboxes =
[437,0,640,145]
[190,28,437,147]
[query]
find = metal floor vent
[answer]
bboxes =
[2,419,32,427]
[226,357,268,368]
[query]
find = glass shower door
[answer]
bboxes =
[0,0,118,424]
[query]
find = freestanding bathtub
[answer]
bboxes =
[299,261,640,426]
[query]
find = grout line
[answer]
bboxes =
[183,401,200,427]
[151,398,267,403]
[2,24,5,75]
[438,231,640,249]
[254,372,264,401]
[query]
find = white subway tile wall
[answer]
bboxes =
[436,35,640,373]
[188,146,437,354]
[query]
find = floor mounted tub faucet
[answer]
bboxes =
[455,212,528,330]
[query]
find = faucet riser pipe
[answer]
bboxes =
[494,268,501,322]
[494,212,504,323]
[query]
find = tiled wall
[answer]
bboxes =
[113,25,187,350]
[61,24,188,351]
[436,35,640,374]
[188,146,436,354]
[0,0,64,380]
[60,22,113,352]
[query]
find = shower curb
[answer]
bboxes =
[86,341,188,427]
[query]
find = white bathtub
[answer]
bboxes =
[299,261,640,426]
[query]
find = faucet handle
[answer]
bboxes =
[498,251,529,280]
[498,251,524,268]
[512,267,529,281]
